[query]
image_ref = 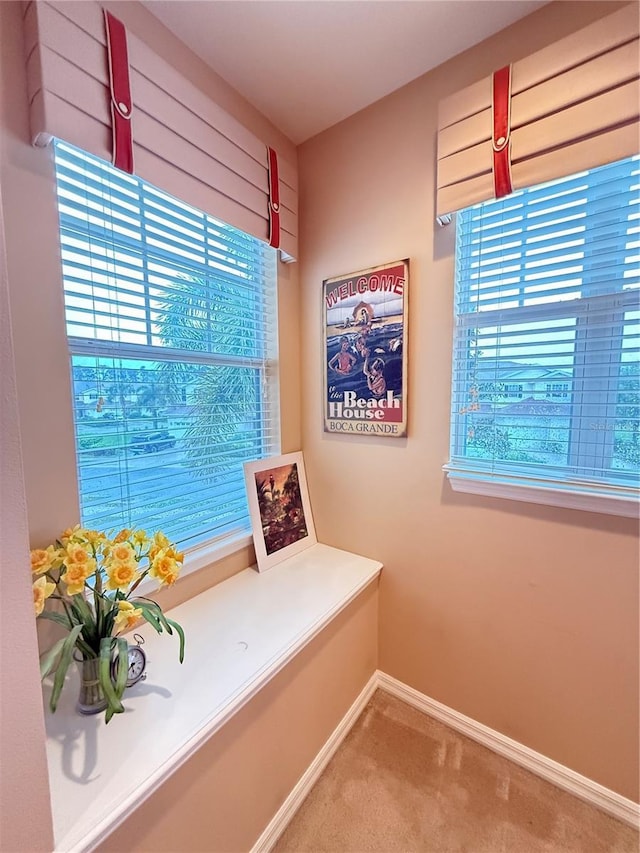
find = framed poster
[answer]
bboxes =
[323,259,408,437]
[243,452,317,572]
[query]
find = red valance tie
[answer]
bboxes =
[267,146,281,249]
[492,64,513,199]
[104,10,134,174]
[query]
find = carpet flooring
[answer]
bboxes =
[273,690,639,853]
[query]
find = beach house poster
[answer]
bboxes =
[323,260,408,437]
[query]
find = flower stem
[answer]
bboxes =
[127,568,150,598]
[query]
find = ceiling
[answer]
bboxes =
[142,1,546,145]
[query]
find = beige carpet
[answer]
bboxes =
[273,690,639,853]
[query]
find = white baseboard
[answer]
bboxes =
[252,671,639,852]
[251,672,379,853]
[377,671,640,830]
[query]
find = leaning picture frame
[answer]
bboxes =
[243,451,317,572]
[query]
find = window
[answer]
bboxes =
[448,155,639,515]
[54,141,279,551]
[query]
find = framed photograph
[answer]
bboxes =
[323,259,408,437]
[243,452,317,572]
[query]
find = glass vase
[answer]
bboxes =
[76,655,108,715]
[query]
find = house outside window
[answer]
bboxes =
[54,141,279,551]
[546,383,570,399]
[448,154,639,513]
[503,383,524,400]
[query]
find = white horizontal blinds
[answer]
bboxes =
[23,0,298,259]
[450,155,639,493]
[54,140,279,548]
[437,4,640,217]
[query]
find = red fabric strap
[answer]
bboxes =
[104,10,134,174]
[492,64,513,199]
[267,146,281,249]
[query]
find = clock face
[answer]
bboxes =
[126,646,146,686]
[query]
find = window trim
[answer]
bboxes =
[443,464,638,518]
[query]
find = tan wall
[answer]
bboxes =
[299,0,639,802]
[99,581,378,852]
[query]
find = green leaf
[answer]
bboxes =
[112,637,129,699]
[135,602,162,633]
[70,594,96,632]
[136,597,174,634]
[156,610,173,635]
[69,631,96,660]
[102,608,117,640]
[99,638,124,721]
[131,599,185,663]
[39,610,77,630]
[49,624,84,713]
[104,638,128,725]
[145,600,173,636]
[40,615,94,659]
[166,618,185,664]
[94,586,102,637]
[39,637,67,680]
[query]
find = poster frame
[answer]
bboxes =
[323,259,409,438]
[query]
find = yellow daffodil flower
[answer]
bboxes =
[109,542,137,564]
[81,529,106,547]
[59,524,81,545]
[132,529,149,547]
[30,545,59,576]
[61,561,93,596]
[149,549,182,586]
[65,542,97,570]
[33,576,56,616]
[166,546,185,564]
[106,560,140,591]
[113,528,132,544]
[114,600,143,631]
[148,531,171,561]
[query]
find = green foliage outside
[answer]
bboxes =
[73,273,266,479]
[615,362,640,467]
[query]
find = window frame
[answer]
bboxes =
[445,158,639,519]
[54,141,281,564]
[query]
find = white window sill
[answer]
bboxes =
[444,465,639,518]
[43,543,382,853]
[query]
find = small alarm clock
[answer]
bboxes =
[112,633,147,687]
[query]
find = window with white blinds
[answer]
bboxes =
[54,140,279,550]
[447,154,639,514]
